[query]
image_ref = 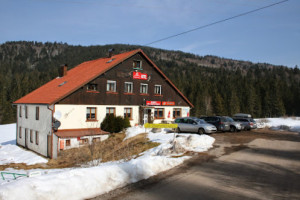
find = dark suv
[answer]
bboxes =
[200,116,231,132]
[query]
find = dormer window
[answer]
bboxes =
[87,83,97,91]
[133,60,142,70]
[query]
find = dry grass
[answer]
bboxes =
[0,132,160,170]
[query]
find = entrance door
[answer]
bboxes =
[143,108,152,124]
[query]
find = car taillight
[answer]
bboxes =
[219,122,224,124]
[250,122,254,126]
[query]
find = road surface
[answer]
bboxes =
[92,130,300,200]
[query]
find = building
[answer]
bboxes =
[13,49,194,158]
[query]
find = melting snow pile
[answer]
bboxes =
[0,124,215,200]
[255,117,300,133]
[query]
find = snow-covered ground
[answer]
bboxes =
[0,124,215,200]
[0,124,48,165]
[255,117,300,132]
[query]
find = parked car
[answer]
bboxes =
[233,117,257,130]
[223,116,243,132]
[200,116,231,132]
[174,117,217,134]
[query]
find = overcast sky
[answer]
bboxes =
[0,0,299,67]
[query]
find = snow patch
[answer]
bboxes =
[255,117,300,132]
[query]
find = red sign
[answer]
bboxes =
[146,101,161,106]
[133,72,148,80]
[162,101,175,106]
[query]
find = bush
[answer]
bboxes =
[101,114,131,133]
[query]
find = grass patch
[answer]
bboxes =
[50,132,159,169]
[0,132,160,170]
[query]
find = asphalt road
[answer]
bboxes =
[93,130,300,200]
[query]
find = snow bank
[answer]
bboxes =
[255,117,300,132]
[0,155,186,200]
[147,132,215,156]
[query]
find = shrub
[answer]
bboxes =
[101,114,131,133]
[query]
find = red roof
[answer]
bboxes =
[55,128,109,138]
[14,49,193,107]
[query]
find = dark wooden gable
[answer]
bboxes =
[58,52,190,107]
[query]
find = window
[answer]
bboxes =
[87,83,97,91]
[173,108,181,118]
[25,105,28,119]
[154,108,164,119]
[30,130,33,143]
[86,107,97,121]
[92,137,101,143]
[140,83,148,94]
[19,127,22,138]
[36,131,39,145]
[124,108,132,119]
[66,139,70,146]
[124,82,133,93]
[106,107,115,116]
[36,106,39,120]
[79,138,88,145]
[133,60,142,69]
[154,85,162,95]
[106,80,116,92]
[19,106,22,117]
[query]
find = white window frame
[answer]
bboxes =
[154,85,162,95]
[133,60,142,69]
[140,83,148,94]
[124,82,133,93]
[106,80,116,92]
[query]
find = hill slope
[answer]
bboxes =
[0,41,299,124]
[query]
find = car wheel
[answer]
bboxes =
[198,128,205,135]
[230,126,236,132]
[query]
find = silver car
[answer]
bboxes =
[174,117,217,134]
[223,116,243,132]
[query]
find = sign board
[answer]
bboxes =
[144,123,178,129]
[27,171,42,178]
[146,101,161,106]
[133,72,148,80]
[162,101,175,106]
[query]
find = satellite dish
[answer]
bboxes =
[53,111,62,120]
[53,120,61,131]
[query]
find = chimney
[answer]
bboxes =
[59,64,68,77]
[108,48,115,58]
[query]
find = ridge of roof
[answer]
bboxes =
[13,48,193,107]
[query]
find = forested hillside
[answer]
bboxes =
[0,41,299,124]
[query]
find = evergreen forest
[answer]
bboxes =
[0,41,299,124]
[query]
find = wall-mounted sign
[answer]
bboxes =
[133,72,148,80]
[146,101,161,106]
[162,101,175,106]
